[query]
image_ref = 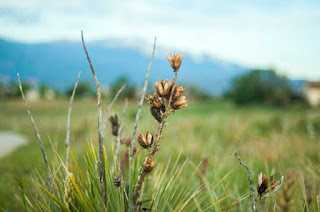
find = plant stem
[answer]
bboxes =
[81,31,107,206]
[132,70,179,208]
[129,37,156,209]
[65,72,81,170]
[112,98,128,173]
[233,151,257,212]
[101,84,126,139]
[17,73,53,193]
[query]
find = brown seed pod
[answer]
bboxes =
[171,96,187,110]
[172,85,186,100]
[143,156,157,173]
[168,54,183,70]
[155,80,173,97]
[137,132,154,148]
[146,93,164,108]
[109,114,119,136]
[150,106,165,122]
[257,172,278,197]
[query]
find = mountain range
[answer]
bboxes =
[0,38,304,95]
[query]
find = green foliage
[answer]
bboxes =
[1,100,320,211]
[226,69,294,105]
[66,80,94,98]
[110,76,137,100]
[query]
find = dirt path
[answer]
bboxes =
[0,132,27,157]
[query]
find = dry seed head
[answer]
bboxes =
[171,96,187,110]
[155,79,173,97]
[143,156,157,173]
[109,114,119,136]
[168,53,183,70]
[172,85,186,100]
[146,93,164,108]
[150,106,164,122]
[137,132,154,148]
[257,172,278,197]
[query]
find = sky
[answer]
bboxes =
[0,0,319,80]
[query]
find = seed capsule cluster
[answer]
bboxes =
[143,156,157,173]
[109,114,119,136]
[137,132,154,148]
[147,80,187,122]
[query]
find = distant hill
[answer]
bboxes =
[0,38,252,95]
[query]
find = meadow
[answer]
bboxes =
[0,98,319,211]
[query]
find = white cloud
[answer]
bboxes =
[0,0,320,79]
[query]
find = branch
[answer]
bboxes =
[233,151,257,212]
[81,31,106,206]
[17,73,53,193]
[65,72,81,170]
[129,37,156,207]
[112,98,128,173]
[101,84,126,139]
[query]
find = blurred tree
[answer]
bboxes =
[110,76,137,100]
[66,80,94,98]
[226,69,294,105]
[186,85,210,101]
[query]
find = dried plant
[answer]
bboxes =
[112,98,128,173]
[128,37,156,207]
[233,151,257,212]
[132,53,187,210]
[17,73,53,193]
[81,31,106,205]
[65,72,81,170]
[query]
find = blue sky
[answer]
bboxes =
[0,0,319,79]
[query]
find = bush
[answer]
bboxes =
[226,69,294,105]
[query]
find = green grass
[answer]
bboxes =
[0,99,320,211]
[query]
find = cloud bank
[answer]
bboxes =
[0,0,320,79]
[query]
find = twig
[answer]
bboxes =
[81,31,107,206]
[65,72,81,170]
[132,70,179,208]
[102,84,126,139]
[112,98,128,173]
[129,37,156,207]
[233,151,257,212]
[17,73,53,193]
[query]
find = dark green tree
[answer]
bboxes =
[226,69,294,105]
[110,76,137,100]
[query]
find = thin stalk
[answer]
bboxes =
[129,37,156,208]
[132,69,179,208]
[17,73,53,193]
[81,31,107,206]
[233,151,257,212]
[112,98,128,173]
[65,72,81,170]
[102,84,126,139]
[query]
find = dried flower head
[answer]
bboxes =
[109,114,119,136]
[143,156,157,173]
[172,85,186,100]
[146,93,164,108]
[171,96,187,110]
[168,54,183,70]
[257,172,278,197]
[155,80,173,97]
[114,175,121,187]
[150,106,165,122]
[277,170,298,211]
[137,132,154,148]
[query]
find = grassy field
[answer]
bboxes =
[0,99,320,211]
